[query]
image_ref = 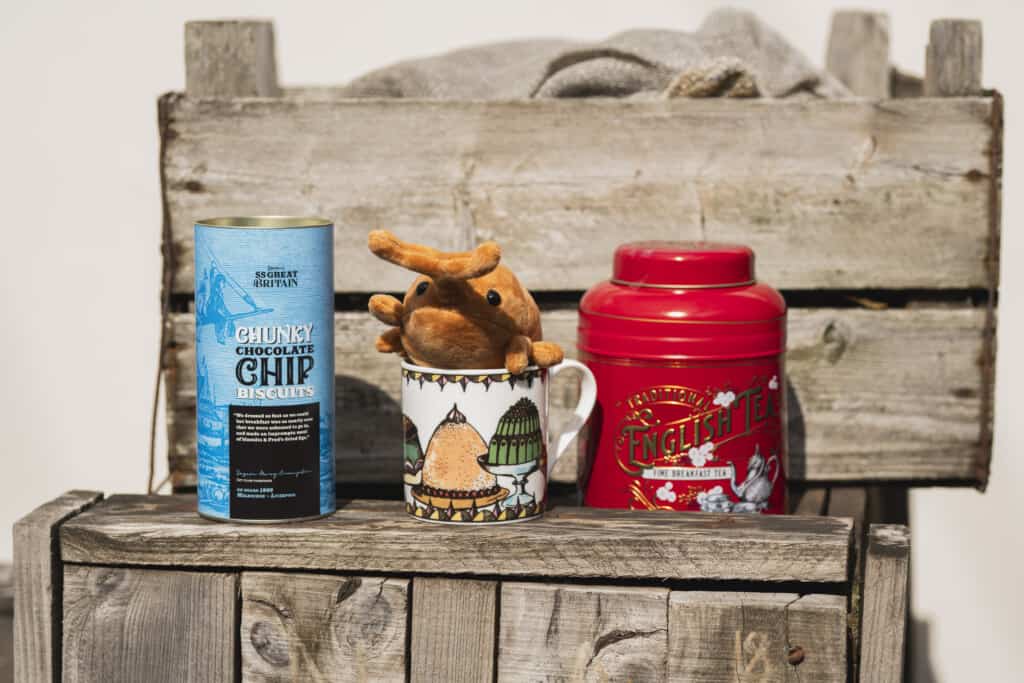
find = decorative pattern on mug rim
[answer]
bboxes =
[402,367,544,390]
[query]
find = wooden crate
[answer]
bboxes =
[12,10,998,683]
[14,489,912,682]
[157,15,1001,492]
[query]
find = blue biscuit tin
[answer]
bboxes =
[194,217,335,521]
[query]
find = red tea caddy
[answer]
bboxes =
[578,242,788,514]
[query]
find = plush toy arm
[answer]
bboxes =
[368,294,404,326]
[504,335,532,375]
[530,341,564,368]
[375,327,405,355]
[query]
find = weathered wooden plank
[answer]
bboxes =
[827,486,870,681]
[185,20,279,98]
[62,566,236,683]
[13,491,102,683]
[411,578,496,683]
[789,487,827,515]
[668,592,845,682]
[826,11,891,98]
[241,572,407,682]
[498,583,668,681]
[166,304,991,487]
[160,96,998,293]
[925,20,983,96]
[859,524,910,683]
[785,594,848,681]
[61,495,852,583]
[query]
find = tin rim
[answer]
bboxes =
[196,216,332,229]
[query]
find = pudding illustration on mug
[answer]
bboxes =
[400,362,596,524]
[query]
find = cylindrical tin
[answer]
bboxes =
[194,217,335,522]
[578,242,787,514]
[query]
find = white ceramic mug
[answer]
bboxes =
[400,360,597,524]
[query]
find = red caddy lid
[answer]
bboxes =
[613,241,755,288]
[579,242,786,361]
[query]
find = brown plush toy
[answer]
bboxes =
[367,230,564,374]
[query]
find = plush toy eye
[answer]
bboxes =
[415,281,429,296]
[486,290,501,306]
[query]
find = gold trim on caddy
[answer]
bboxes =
[611,278,756,290]
[580,355,783,369]
[629,481,700,510]
[581,309,785,325]
[402,367,544,389]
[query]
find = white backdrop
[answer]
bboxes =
[1,2,1020,680]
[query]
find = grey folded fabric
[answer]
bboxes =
[340,9,848,100]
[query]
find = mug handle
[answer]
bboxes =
[547,359,598,477]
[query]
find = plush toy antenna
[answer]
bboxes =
[368,230,501,280]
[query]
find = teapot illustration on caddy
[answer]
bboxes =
[698,445,780,513]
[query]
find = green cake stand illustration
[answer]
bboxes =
[478,397,544,509]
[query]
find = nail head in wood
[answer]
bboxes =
[925,19,983,96]
[185,20,280,98]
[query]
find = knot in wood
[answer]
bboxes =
[787,645,805,665]
[250,620,290,667]
[822,321,849,364]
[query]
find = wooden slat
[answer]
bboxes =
[160,95,998,293]
[62,566,236,683]
[859,524,910,683]
[785,594,849,682]
[410,578,495,683]
[498,583,668,681]
[185,21,279,98]
[789,487,827,515]
[668,592,845,682]
[826,11,891,98]
[61,495,852,583]
[241,572,407,682]
[827,486,870,681]
[925,20,983,96]
[12,490,102,683]
[166,304,992,487]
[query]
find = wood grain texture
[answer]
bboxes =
[827,486,870,681]
[859,524,910,683]
[13,490,102,683]
[498,583,668,682]
[826,11,891,98]
[241,572,407,682]
[668,592,845,682]
[160,95,998,293]
[165,305,992,487]
[185,21,279,98]
[784,594,849,682]
[789,487,827,515]
[61,495,852,583]
[62,566,237,683]
[411,577,496,683]
[925,20,983,96]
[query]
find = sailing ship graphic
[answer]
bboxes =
[196,245,273,344]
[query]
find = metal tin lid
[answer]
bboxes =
[195,216,332,229]
[579,241,785,361]
[612,241,754,289]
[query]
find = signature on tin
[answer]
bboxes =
[235,468,314,480]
